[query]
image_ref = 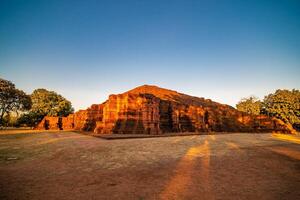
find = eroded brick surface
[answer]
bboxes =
[35,85,293,134]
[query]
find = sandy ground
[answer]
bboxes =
[0,131,299,200]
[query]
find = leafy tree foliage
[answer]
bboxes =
[16,89,74,127]
[237,89,300,130]
[30,89,74,117]
[263,89,300,128]
[0,78,32,125]
[236,96,261,115]
[16,111,44,127]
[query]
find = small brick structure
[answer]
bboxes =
[35,85,294,134]
[35,116,74,130]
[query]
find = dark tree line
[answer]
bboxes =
[0,78,31,125]
[0,78,73,127]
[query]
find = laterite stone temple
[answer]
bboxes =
[35,85,292,134]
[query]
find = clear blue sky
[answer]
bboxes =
[1,0,299,110]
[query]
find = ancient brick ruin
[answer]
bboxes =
[35,85,292,134]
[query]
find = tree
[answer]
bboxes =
[30,88,74,117]
[263,89,300,129]
[236,96,261,115]
[0,78,32,126]
[16,111,44,127]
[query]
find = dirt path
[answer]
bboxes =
[0,132,299,200]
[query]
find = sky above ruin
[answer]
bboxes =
[1,0,300,110]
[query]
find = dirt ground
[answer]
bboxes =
[0,131,299,200]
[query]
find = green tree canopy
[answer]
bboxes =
[0,78,32,125]
[31,88,74,117]
[236,96,261,115]
[263,89,300,127]
[16,111,44,127]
